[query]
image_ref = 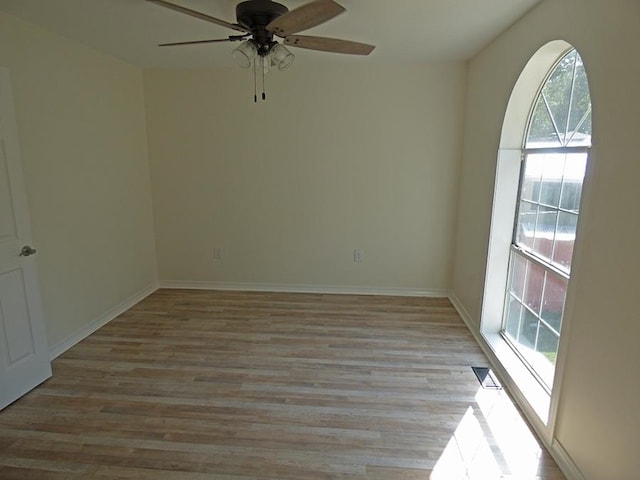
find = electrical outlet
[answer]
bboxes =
[354,249,364,263]
[213,247,223,260]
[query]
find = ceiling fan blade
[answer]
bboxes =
[145,0,249,33]
[159,37,245,47]
[267,0,345,37]
[284,35,375,55]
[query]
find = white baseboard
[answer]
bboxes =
[159,280,446,298]
[447,292,478,329]
[448,291,584,480]
[551,439,585,480]
[48,282,159,360]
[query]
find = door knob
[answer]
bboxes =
[19,245,37,257]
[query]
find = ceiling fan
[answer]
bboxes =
[146,0,374,100]
[145,0,375,61]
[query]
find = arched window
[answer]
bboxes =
[501,49,592,388]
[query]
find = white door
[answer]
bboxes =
[0,67,51,410]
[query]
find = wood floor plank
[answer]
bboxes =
[0,289,565,479]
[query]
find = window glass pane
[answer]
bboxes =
[539,180,562,207]
[521,154,544,202]
[502,255,567,389]
[504,295,522,340]
[541,273,567,332]
[566,55,592,147]
[560,153,587,212]
[536,323,560,366]
[553,212,577,271]
[519,309,538,350]
[523,260,544,314]
[569,109,592,147]
[515,202,536,251]
[526,50,591,149]
[526,97,561,148]
[509,253,527,300]
[533,206,557,260]
[516,151,586,270]
[559,182,582,212]
[540,51,576,143]
[539,153,565,207]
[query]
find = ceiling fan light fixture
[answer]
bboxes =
[258,55,271,75]
[270,43,295,71]
[232,40,257,68]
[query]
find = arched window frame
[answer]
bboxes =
[502,48,592,390]
[479,41,593,431]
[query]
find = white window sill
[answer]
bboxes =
[481,332,551,425]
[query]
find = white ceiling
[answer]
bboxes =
[0,0,540,68]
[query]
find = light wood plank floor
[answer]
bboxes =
[0,289,565,479]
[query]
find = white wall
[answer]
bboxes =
[144,64,466,293]
[0,12,158,349]
[452,0,640,478]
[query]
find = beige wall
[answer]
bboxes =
[452,0,640,478]
[0,12,158,348]
[144,64,466,293]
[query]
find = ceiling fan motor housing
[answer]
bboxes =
[236,0,288,55]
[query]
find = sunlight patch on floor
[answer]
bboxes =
[431,388,551,480]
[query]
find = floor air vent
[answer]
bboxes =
[471,366,502,390]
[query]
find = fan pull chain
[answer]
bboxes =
[251,57,269,103]
[253,57,258,103]
[262,56,266,101]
